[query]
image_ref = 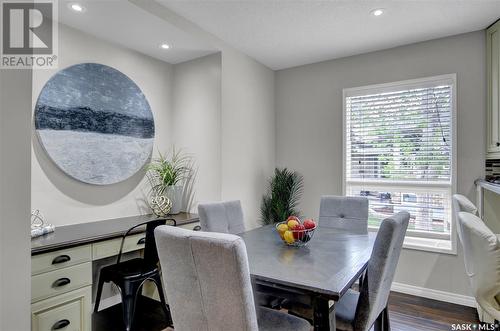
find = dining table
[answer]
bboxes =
[239,224,376,331]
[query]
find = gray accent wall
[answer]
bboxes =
[172,53,222,209]
[276,31,486,297]
[0,68,32,331]
[220,49,275,228]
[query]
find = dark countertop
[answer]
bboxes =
[240,225,375,300]
[31,212,199,255]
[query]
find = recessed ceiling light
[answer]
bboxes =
[371,8,385,17]
[69,3,85,13]
[160,43,170,50]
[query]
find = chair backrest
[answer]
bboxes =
[354,211,410,331]
[318,196,369,234]
[452,194,479,243]
[198,200,246,234]
[154,225,259,331]
[458,212,500,320]
[116,218,173,266]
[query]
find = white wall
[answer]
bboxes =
[132,1,276,229]
[276,31,485,297]
[171,53,222,209]
[32,24,174,226]
[0,69,32,331]
[220,49,275,228]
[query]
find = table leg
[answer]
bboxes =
[313,297,334,331]
[329,302,336,331]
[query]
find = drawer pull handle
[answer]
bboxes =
[52,319,70,330]
[52,255,71,265]
[193,225,201,231]
[52,277,71,288]
[137,237,146,245]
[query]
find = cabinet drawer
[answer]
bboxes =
[32,245,91,276]
[32,262,92,303]
[92,233,145,260]
[177,221,200,231]
[31,286,91,331]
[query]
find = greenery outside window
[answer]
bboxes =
[343,74,457,254]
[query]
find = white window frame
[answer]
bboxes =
[342,74,458,255]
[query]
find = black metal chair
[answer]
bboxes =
[94,218,175,331]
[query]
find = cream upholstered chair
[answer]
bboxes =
[457,212,500,323]
[154,225,311,331]
[335,211,410,331]
[452,194,500,321]
[198,200,246,234]
[318,196,369,234]
[452,194,479,242]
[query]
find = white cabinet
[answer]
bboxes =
[487,20,500,158]
[31,246,92,331]
[31,219,200,331]
[31,287,92,331]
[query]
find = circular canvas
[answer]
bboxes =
[35,63,155,185]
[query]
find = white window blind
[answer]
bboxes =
[344,75,455,243]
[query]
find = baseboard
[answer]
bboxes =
[94,294,121,312]
[391,282,477,308]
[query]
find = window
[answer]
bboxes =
[343,74,456,253]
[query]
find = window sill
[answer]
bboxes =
[402,236,456,255]
[367,227,456,255]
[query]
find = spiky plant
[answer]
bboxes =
[260,168,304,225]
[146,147,193,196]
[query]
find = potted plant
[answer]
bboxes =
[260,168,304,225]
[146,148,195,215]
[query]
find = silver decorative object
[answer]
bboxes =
[31,209,55,238]
[149,195,172,217]
[31,209,46,229]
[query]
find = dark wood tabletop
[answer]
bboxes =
[31,212,199,255]
[240,224,376,300]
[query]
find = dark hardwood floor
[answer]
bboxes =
[93,291,481,331]
[93,296,171,331]
[387,291,480,331]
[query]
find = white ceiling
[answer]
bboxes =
[58,0,217,64]
[158,0,500,70]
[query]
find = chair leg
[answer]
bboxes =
[151,274,172,326]
[374,311,382,331]
[119,280,142,331]
[94,274,105,313]
[358,272,364,289]
[383,307,391,331]
[374,307,390,331]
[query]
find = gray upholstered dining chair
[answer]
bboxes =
[335,211,410,331]
[457,212,500,323]
[318,196,369,234]
[452,194,479,242]
[198,200,246,234]
[154,225,312,331]
[198,200,284,309]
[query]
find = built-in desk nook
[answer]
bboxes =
[30,213,199,331]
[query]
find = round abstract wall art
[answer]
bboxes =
[35,63,155,185]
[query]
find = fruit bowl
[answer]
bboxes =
[275,217,317,247]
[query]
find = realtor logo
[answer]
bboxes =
[1,0,58,68]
